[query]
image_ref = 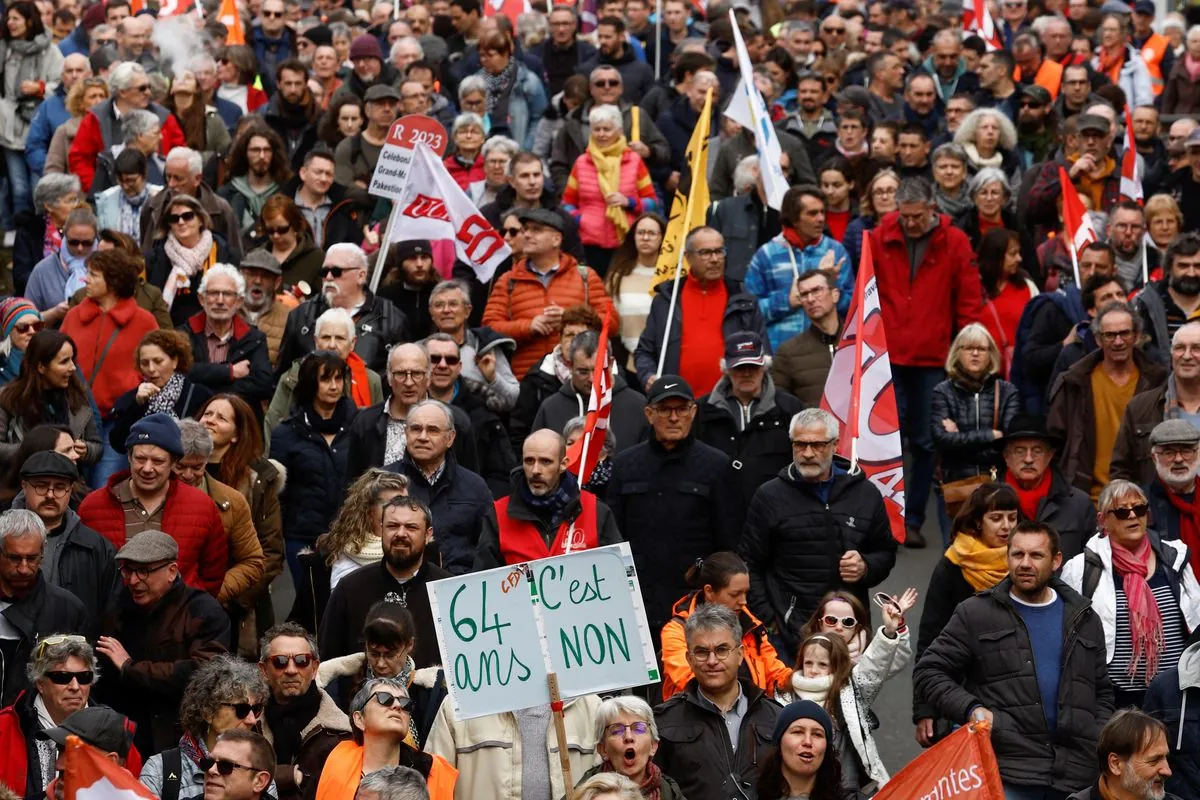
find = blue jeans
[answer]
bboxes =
[4,146,32,220]
[1003,785,1069,800]
[89,418,125,489]
[892,365,944,531]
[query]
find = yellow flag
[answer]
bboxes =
[650,87,712,293]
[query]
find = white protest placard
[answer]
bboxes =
[368,114,449,202]
[427,544,658,720]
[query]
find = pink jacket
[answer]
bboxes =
[561,149,659,249]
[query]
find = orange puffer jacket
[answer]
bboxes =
[481,253,614,378]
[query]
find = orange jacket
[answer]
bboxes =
[315,740,457,800]
[481,253,613,378]
[1019,58,1063,100]
[660,592,794,701]
[61,296,159,420]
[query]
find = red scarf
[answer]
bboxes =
[347,351,372,408]
[1164,485,1200,579]
[1109,534,1165,680]
[1005,469,1052,521]
[782,226,819,250]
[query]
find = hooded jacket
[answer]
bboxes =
[532,371,647,455]
[0,575,88,707]
[1144,639,1200,798]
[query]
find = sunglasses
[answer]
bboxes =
[167,211,197,225]
[320,266,362,278]
[222,701,265,719]
[1107,504,1149,520]
[45,670,94,685]
[370,691,412,710]
[267,653,314,669]
[430,354,460,366]
[35,634,87,661]
[67,238,94,248]
[265,225,290,236]
[262,9,284,16]
[822,614,857,628]
[591,79,620,88]
[1019,100,1043,108]
[199,757,258,776]
[12,321,43,334]
[502,227,522,236]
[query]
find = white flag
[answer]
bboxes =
[389,143,511,283]
[724,9,787,210]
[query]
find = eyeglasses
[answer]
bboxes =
[430,300,464,310]
[873,186,898,197]
[1107,504,1149,520]
[119,561,173,580]
[265,225,290,237]
[822,614,857,628]
[66,238,94,249]
[605,722,650,737]
[823,25,846,33]
[391,370,426,383]
[199,757,259,776]
[166,211,197,225]
[650,404,693,418]
[687,247,726,259]
[689,644,741,662]
[131,83,151,93]
[1155,445,1199,460]
[1019,100,1043,109]
[369,691,412,710]
[502,227,522,237]
[320,266,361,278]
[44,670,94,685]
[222,701,265,719]
[1099,329,1135,342]
[430,354,460,366]
[261,9,285,16]
[792,438,836,452]
[0,550,42,565]
[205,290,240,300]
[34,634,86,661]
[591,79,620,88]
[26,481,71,498]
[12,321,42,334]
[961,345,989,354]
[246,146,273,155]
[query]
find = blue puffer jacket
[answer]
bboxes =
[1142,640,1200,799]
[25,86,68,176]
[269,399,355,545]
[743,233,854,352]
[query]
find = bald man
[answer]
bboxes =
[474,429,622,569]
[27,52,92,177]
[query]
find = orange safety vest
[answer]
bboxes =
[315,741,457,800]
[1141,32,1169,96]
[1033,58,1064,101]
[495,490,600,565]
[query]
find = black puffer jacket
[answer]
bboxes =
[275,291,406,375]
[0,575,88,707]
[930,374,1020,482]
[739,460,897,658]
[913,576,1113,792]
[913,554,977,725]
[344,401,478,486]
[606,436,742,630]
[269,400,356,545]
[695,374,804,509]
[392,453,495,575]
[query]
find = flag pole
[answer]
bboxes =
[654,0,662,80]
[1069,237,1081,290]
[370,147,419,295]
[1142,242,1149,287]
[655,234,689,378]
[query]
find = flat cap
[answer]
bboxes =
[364,83,402,103]
[20,451,78,481]
[1077,113,1112,135]
[115,530,179,564]
[518,207,565,233]
[240,249,281,275]
[1150,419,1200,447]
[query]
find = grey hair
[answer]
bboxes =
[451,112,485,135]
[457,77,487,102]
[1090,300,1141,339]
[895,176,934,206]
[357,767,429,800]
[32,173,81,211]
[1097,479,1146,514]
[0,509,46,546]
[107,60,147,94]
[954,107,1019,152]
[1171,321,1200,348]
[258,621,318,662]
[122,109,160,145]
[733,155,759,195]
[1031,13,1070,35]
[969,167,1011,199]
[932,27,963,47]
[430,279,471,306]
[198,263,246,296]
[390,35,422,58]
[89,24,114,46]
[407,398,455,433]
[589,65,622,84]
[165,146,203,177]
[189,53,216,72]
[593,696,658,744]
[28,635,98,684]
[563,415,616,453]
[481,135,520,160]
[516,11,548,48]
[315,307,356,340]
[683,603,741,648]
[350,677,408,716]
[567,329,599,362]
[327,242,369,271]
[789,408,839,441]
[780,19,815,35]
[178,654,268,739]
[329,21,351,39]
[574,774,642,800]
[588,104,623,129]
[931,142,968,167]
[64,207,99,234]
[176,418,214,460]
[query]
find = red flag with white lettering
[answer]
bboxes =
[567,305,614,485]
[963,0,1004,50]
[1059,165,1098,286]
[64,735,156,800]
[1120,107,1144,204]
[819,241,906,543]
[872,724,1004,800]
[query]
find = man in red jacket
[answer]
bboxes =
[77,412,227,596]
[867,178,984,548]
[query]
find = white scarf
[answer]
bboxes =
[963,142,1003,170]
[162,229,214,309]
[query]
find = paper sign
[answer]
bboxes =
[428,544,657,720]
[368,115,450,202]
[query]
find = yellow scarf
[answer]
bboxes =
[588,134,631,239]
[944,533,1009,592]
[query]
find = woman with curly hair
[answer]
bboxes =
[109,329,210,451]
[139,655,269,800]
[321,468,411,589]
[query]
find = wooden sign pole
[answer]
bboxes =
[547,672,575,799]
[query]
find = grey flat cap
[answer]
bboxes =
[115,530,179,564]
[1150,419,1200,447]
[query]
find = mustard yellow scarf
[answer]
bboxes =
[588,134,631,239]
[945,533,1009,592]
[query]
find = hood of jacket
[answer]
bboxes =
[706,372,780,421]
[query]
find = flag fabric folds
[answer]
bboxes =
[724,10,788,210]
[1120,108,1144,204]
[567,305,614,485]
[650,87,713,292]
[872,723,1005,800]
[64,736,156,800]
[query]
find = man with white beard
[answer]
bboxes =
[237,250,293,367]
[1144,419,1200,561]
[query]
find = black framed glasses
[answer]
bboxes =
[221,701,265,719]
[118,561,173,580]
[370,691,412,710]
[1107,504,1149,520]
[199,757,258,776]
[266,653,314,670]
[45,670,94,685]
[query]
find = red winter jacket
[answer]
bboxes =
[61,296,159,420]
[866,211,985,368]
[69,108,186,192]
[443,153,484,190]
[78,472,228,596]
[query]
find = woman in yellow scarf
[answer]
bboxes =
[561,103,660,276]
[913,482,1017,746]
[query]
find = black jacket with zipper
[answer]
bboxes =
[275,291,407,376]
[913,576,1113,792]
[653,677,781,800]
[268,399,356,545]
[344,401,478,485]
[739,459,897,658]
[930,374,1020,482]
[0,574,88,707]
[390,453,495,576]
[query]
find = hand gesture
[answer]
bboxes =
[941,418,959,433]
[476,350,497,382]
[605,192,627,208]
[230,360,251,379]
[817,251,844,273]
[530,314,555,336]
[880,587,918,633]
[838,550,866,583]
[96,635,131,670]
[135,382,161,405]
[629,141,650,159]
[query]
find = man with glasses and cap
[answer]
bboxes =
[1142,420,1200,561]
[1029,113,1122,227]
[94,529,229,756]
[237,250,296,368]
[0,509,87,708]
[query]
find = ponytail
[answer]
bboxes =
[685,551,749,593]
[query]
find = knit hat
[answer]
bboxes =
[0,297,40,339]
[125,413,184,459]
[301,23,333,47]
[349,34,383,61]
[772,700,833,745]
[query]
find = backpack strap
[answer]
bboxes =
[161,747,182,800]
[1082,549,1104,600]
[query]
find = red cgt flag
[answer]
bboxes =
[567,305,613,486]
[963,0,1004,50]
[872,723,1005,800]
[1059,165,1098,286]
[64,735,156,800]
[819,239,906,543]
[1120,107,1144,204]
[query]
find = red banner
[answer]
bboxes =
[567,305,613,484]
[873,723,1004,800]
[64,735,156,800]
[819,239,906,542]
